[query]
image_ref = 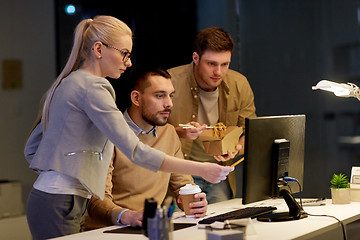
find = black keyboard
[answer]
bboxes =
[198,206,277,224]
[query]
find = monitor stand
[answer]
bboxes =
[257,189,308,222]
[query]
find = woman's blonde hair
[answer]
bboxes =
[39,16,132,131]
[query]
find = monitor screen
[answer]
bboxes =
[242,115,306,205]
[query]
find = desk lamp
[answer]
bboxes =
[312,80,360,101]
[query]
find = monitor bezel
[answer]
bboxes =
[242,114,306,205]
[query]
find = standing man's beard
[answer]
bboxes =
[142,109,171,127]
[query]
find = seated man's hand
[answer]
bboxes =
[120,210,143,227]
[176,122,207,140]
[178,192,208,218]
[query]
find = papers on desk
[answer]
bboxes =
[172,211,257,239]
[172,212,198,222]
[200,218,256,236]
[351,166,360,183]
[300,198,326,206]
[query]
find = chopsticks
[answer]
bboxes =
[179,124,214,129]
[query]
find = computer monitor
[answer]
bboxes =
[242,114,306,208]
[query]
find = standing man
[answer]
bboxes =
[84,67,207,230]
[168,27,256,204]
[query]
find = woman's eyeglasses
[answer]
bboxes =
[101,42,132,62]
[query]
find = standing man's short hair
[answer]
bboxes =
[193,27,234,57]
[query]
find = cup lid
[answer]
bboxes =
[179,184,201,195]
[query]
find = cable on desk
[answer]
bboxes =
[282,177,347,240]
[278,176,346,240]
[305,213,347,240]
[278,176,302,208]
[282,176,303,207]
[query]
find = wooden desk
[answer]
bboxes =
[52,198,360,240]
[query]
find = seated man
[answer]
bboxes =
[84,67,208,230]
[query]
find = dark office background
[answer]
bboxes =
[55,0,197,111]
[2,0,360,210]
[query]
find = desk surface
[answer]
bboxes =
[53,198,360,240]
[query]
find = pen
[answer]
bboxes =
[167,202,175,218]
[231,157,244,167]
[163,196,174,218]
[169,199,177,218]
[163,196,173,209]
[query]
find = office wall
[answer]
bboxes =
[196,0,360,198]
[55,0,197,112]
[0,0,56,205]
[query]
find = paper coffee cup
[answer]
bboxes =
[179,184,202,218]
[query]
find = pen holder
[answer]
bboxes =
[147,216,173,240]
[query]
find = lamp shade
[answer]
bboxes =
[312,80,360,100]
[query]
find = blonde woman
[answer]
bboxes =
[24,16,233,239]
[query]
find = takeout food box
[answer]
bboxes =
[199,126,243,155]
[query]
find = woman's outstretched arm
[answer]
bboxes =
[159,155,234,183]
